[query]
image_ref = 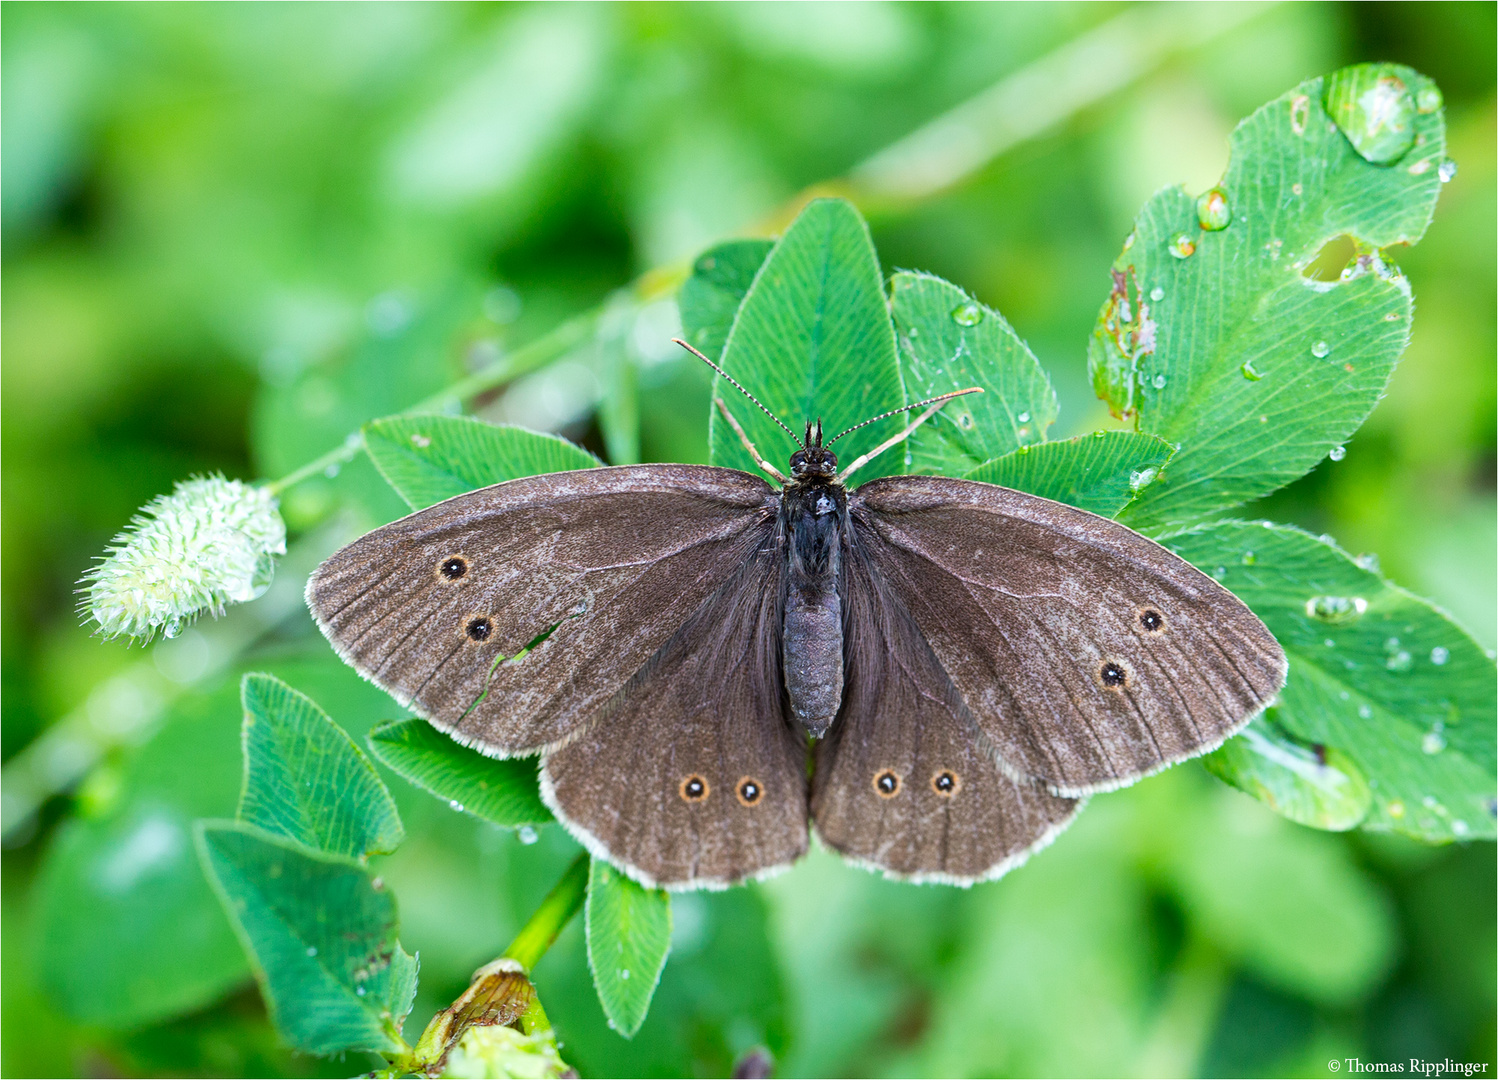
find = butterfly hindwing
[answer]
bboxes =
[851,475,1286,795]
[811,544,1082,883]
[306,464,777,755]
[542,536,809,889]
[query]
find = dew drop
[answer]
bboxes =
[1421,730,1447,755]
[958,413,974,429]
[307,946,318,957]
[1324,64,1417,165]
[1289,94,1310,135]
[1452,819,1470,837]
[518,825,539,845]
[950,302,984,327]
[1196,187,1232,231]
[1240,360,1264,381]
[356,986,366,997]
[1354,552,1381,573]
[1358,704,1373,720]
[1325,639,1336,648]
[1430,646,1450,666]
[1017,411,1030,423]
[1212,566,1227,580]
[448,800,466,813]
[1306,595,1367,624]
[1128,467,1158,492]
[1386,650,1413,673]
[1415,82,1443,113]
[1167,232,1196,259]
[1151,374,1167,389]
[1240,551,1256,566]
[619,968,631,980]
[1311,340,1331,359]
[1387,799,1406,818]
[1149,286,1165,302]
[1438,158,1458,183]
[1329,445,1347,462]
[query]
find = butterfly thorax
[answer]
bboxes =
[780,463,846,739]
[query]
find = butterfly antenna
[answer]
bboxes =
[826,387,984,445]
[673,339,803,448]
[836,387,985,484]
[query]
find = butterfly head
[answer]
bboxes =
[790,420,838,480]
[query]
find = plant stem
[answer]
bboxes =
[265,308,604,496]
[504,852,590,973]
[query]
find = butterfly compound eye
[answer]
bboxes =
[873,769,902,798]
[465,616,493,642]
[680,775,709,802]
[736,777,763,806]
[1099,660,1128,688]
[1139,608,1166,633]
[931,770,961,797]
[439,556,468,580]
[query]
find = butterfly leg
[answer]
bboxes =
[715,398,789,484]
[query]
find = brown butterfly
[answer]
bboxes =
[307,341,1285,889]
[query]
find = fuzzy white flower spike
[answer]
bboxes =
[81,475,287,643]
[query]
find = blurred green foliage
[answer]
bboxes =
[2,3,1493,1077]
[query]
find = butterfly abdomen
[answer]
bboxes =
[781,481,847,737]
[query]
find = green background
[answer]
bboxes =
[2,3,1493,1077]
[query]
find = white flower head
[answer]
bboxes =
[81,476,287,643]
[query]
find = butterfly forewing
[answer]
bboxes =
[812,543,1081,882]
[543,538,809,889]
[306,465,777,755]
[851,475,1286,795]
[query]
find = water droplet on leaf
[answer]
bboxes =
[1311,340,1331,358]
[1289,94,1310,135]
[1151,374,1167,389]
[1149,286,1165,302]
[1422,730,1447,755]
[1438,158,1458,183]
[1358,704,1373,719]
[1241,360,1264,381]
[1241,551,1256,565]
[1415,82,1443,113]
[1430,646,1450,666]
[1167,232,1196,259]
[1128,467,1158,492]
[950,302,984,327]
[1305,595,1367,624]
[1196,187,1232,231]
[619,968,631,980]
[518,825,539,845]
[1329,445,1346,462]
[1324,64,1417,165]
[1017,411,1030,423]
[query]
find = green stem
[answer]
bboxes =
[265,308,602,496]
[504,852,590,973]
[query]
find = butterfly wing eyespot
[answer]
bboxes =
[1138,608,1166,633]
[931,769,961,797]
[872,769,902,798]
[736,777,764,806]
[464,615,493,642]
[679,774,710,803]
[1098,660,1128,688]
[437,555,469,580]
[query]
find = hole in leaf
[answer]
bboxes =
[1302,235,1357,282]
